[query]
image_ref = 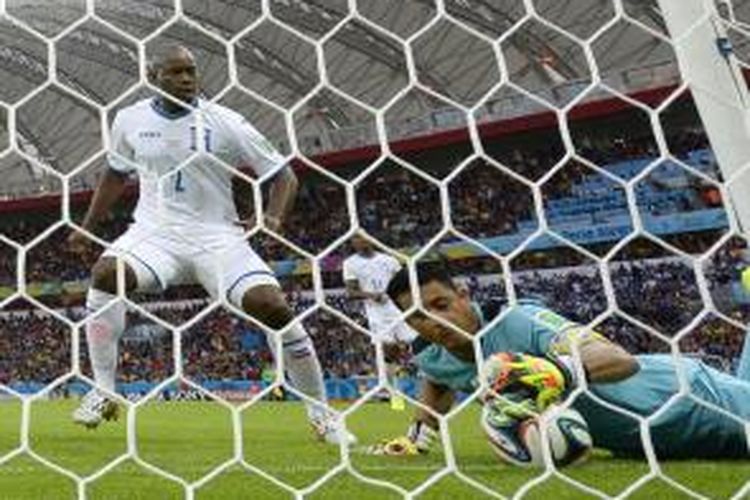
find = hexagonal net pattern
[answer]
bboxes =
[0,0,749,499]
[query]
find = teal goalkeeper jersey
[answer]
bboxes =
[413,300,750,458]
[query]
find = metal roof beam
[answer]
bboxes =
[58,37,137,76]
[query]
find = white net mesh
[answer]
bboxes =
[0,0,749,498]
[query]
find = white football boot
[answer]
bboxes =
[72,390,120,429]
[311,416,358,446]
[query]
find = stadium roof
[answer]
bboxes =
[0,0,705,198]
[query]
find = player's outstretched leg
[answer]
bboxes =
[242,285,357,445]
[72,257,133,428]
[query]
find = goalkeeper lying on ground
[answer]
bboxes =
[383,264,750,459]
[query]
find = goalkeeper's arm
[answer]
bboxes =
[416,378,454,428]
[549,325,639,384]
[482,338,639,421]
[407,378,454,452]
[575,338,639,383]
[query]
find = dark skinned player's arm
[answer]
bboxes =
[80,169,129,231]
[264,166,297,227]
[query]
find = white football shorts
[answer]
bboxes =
[102,222,279,308]
[366,302,419,344]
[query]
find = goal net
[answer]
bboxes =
[0,0,748,498]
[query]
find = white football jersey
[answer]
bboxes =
[342,251,417,342]
[343,251,403,310]
[343,252,401,295]
[108,97,285,227]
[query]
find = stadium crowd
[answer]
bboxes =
[0,309,71,386]
[1,246,745,388]
[449,160,536,238]
[0,123,727,290]
[0,296,383,387]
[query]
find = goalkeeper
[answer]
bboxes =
[383,264,750,459]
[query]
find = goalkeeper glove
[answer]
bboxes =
[367,420,438,456]
[481,352,572,415]
[366,436,420,456]
[484,390,538,427]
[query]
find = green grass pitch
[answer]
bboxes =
[0,398,747,499]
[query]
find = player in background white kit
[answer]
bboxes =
[342,233,418,345]
[342,234,417,408]
[67,45,354,444]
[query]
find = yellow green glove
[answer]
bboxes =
[365,436,421,456]
[481,352,571,418]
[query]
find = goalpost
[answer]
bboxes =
[658,0,750,232]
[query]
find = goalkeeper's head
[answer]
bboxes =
[386,263,480,356]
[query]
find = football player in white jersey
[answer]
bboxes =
[342,233,418,345]
[67,45,354,445]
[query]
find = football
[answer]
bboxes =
[481,405,593,467]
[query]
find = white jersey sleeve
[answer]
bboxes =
[107,110,136,174]
[227,115,286,177]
